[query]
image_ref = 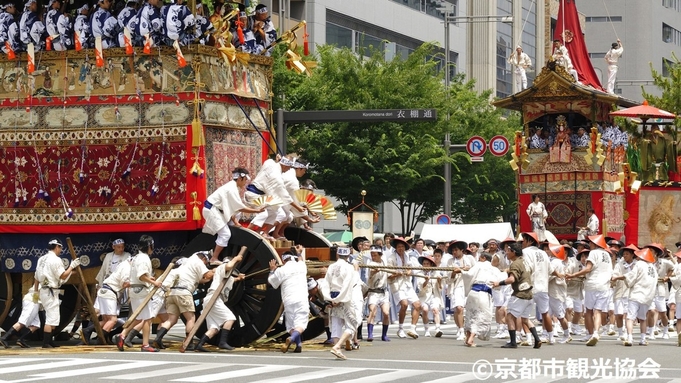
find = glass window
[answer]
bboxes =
[585,16,623,22]
[356,33,384,56]
[326,23,352,49]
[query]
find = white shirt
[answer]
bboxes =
[508,51,532,69]
[604,46,623,65]
[203,180,247,235]
[655,258,675,298]
[522,246,550,293]
[35,251,68,289]
[96,251,131,285]
[387,251,418,292]
[251,159,293,204]
[206,262,236,302]
[611,259,631,300]
[526,201,547,220]
[446,254,476,294]
[624,260,657,305]
[268,259,308,305]
[325,259,358,304]
[100,258,132,298]
[168,254,209,296]
[548,257,567,301]
[586,214,599,234]
[130,251,153,288]
[584,248,613,292]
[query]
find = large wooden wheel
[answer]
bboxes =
[0,273,15,330]
[181,226,283,347]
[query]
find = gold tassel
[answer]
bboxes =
[191,191,201,221]
[189,148,204,178]
[192,118,205,147]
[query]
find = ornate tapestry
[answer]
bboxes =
[544,193,592,235]
[603,193,625,234]
[204,127,268,193]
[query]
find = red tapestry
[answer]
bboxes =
[0,124,190,233]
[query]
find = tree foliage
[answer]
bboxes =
[642,54,681,141]
[272,43,520,233]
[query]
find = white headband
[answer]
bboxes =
[232,172,250,180]
[279,157,295,167]
[307,278,317,290]
[293,159,308,169]
[337,247,351,256]
[112,238,125,245]
[48,239,63,247]
[256,7,268,14]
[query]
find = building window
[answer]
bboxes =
[589,53,607,58]
[585,16,623,22]
[663,0,681,11]
[326,23,353,49]
[391,0,458,20]
[662,23,681,45]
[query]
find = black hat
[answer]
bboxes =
[351,236,368,252]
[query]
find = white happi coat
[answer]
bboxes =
[202,180,247,235]
[268,259,310,331]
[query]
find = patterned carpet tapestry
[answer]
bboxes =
[545,193,592,235]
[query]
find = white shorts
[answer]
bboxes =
[566,296,583,313]
[420,296,442,311]
[652,296,667,312]
[533,291,549,314]
[95,295,120,316]
[449,286,466,308]
[507,296,533,319]
[493,285,511,307]
[614,297,628,316]
[206,298,236,330]
[39,288,60,327]
[393,287,419,306]
[627,300,649,321]
[18,298,41,328]
[669,286,677,306]
[275,206,293,224]
[584,290,610,312]
[215,224,232,248]
[676,303,681,320]
[548,297,566,319]
[129,285,159,321]
[367,292,389,308]
[284,300,310,332]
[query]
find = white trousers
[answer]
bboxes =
[514,67,527,91]
[606,64,618,94]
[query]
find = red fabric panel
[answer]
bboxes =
[624,191,639,246]
[519,193,533,236]
[554,0,604,91]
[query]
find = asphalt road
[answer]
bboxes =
[0,322,680,383]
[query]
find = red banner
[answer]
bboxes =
[554,0,604,90]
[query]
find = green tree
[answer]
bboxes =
[274,43,519,233]
[642,55,681,141]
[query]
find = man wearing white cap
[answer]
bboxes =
[115,235,162,352]
[268,245,309,353]
[203,167,264,264]
[365,245,391,342]
[85,248,132,345]
[508,45,532,91]
[96,238,131,287]
[34,238,81,348]
[566,235,613,346]
[327,246,363,360]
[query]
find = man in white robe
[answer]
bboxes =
[268,246,309,353]
[454,252,498,347]
[203,168,264,263]
[327,247,363,360]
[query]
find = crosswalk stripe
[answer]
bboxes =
[0,359,42,367]
[0,359,102,375]
[9,361,170,382]
[420,373,477,383]
[171,365,297,382]
[335,369,425,383]
[249,367,363,383]
[109,362,226,380]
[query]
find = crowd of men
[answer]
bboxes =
[3,154,681,357]
[0,0,276,55]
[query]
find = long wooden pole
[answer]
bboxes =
[122,261,175,329]
[65,237,108,345]
[180,246,247,353]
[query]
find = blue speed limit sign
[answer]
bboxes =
[489,135,510,157]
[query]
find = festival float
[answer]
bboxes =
[0,17,332,346]
[494,0,680,250]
